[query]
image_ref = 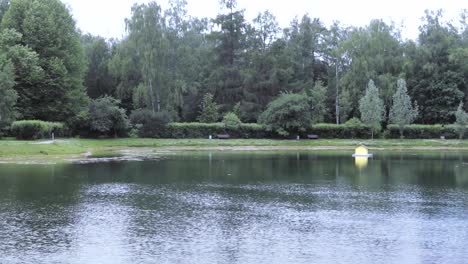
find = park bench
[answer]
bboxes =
[217,134,230,139]
[307,134,319,140]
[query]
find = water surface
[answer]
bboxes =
[0,151,467,264]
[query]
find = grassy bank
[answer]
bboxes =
[2,138,468,159]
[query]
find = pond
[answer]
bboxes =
[0,151,467,264]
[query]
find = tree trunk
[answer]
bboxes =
[157,93,161,112]
[149,79,156,113]
[335,61,340,125]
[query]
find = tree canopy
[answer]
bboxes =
[1,0,87,121]
[0,1,467,136]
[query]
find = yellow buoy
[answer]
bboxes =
[353,145,373,169]
[355,146,368,156]
[352,145,373,158]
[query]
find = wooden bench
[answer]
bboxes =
[217,134,230,139]
[307,134,319,140]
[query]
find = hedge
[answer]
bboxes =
[166,123,272,139]
[309,123,374,139]
[11,120,66,140]
[385,124,458,139]
[164,122,374,139]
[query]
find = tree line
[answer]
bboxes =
[0,0,468,137]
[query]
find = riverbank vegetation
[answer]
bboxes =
[0,0,468,141]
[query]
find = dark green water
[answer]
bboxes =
[0,151,467,264]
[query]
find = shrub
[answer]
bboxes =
[11,120,65,140]
[259,93,311,136]
[223,112,241,129]
[344,117,363,126]
[130,109,172,138]
[89,96,129,137]
[198,93,220,123]
[67,111,91,138]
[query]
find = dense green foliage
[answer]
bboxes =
[259,93,311,136]
[385,124,458,139]
[359,80,385,138]
[88,96,129,137]
[454,103,468,139]
[1,0,87,121]
[389,79,419,137]
[311,120,373,139]
[222,112,242,129]
[0,52,16,132]
[308,81,328,123]
[167,122,270,139]
[11,120,64,140]
[130,109,171,138]
[0,0,467,139]
[198,93,220,123]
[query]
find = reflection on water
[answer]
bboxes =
[355,156,369,168]
[0,151,467,264]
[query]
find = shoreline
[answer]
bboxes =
[2,138,468,164]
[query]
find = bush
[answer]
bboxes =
[344,117,363,126]
[167,123,271,139]
[67,111,91,138]
[89,96,129,137]
[223,112,241,129]
[11,120,65,140]
[198,93,220,123]
[385,124,457,139]
[310,123,373,139]
[259,93,311,136]
[130,109,172,138]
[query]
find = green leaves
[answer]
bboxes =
[308,81,328,124]
[1,0,87,121]
[359,80,385,139]
[89,96,129,137]
[223,112,241,129]
[0,54,16,127]
[455,102,468,139]
[259,93,311,136]
[198,93,220,123]
[389,79,419,137]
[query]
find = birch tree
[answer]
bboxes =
[455,102,468,139]
[389,79,419,138]
[359,80,384,139]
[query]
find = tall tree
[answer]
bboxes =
[82,34,115,99]
[0,29,42,120]
[455,102,468,139]
[1,0,88,121]
[0,54,16,128]
[323,21,348,124]
[209,0,247,111]
[405,10,465,124]
[341,20,403,118]
[389,79,419,137]
[308,81,327,123]
[0,0,9,21]
[359,80,385,139]
[285,15,327,89]
[125,2,167,113]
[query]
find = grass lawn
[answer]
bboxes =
[2,138,468,159]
